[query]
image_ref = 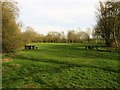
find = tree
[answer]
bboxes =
[22,26,39,44]
[92,29,103,44]
[60,32,67,43]
[0,1,2,53]
[67,30,90,43]
[42,31,66,43]
[67,30,77,43]
[94,0,120,50]
[2,1,22,52]
[78,31,90,42]
[110,1,120,50]
[45,31,62,43]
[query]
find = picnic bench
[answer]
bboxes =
[85,45,98,50]
[25,45,38,50]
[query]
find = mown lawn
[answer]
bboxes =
[2,43,120,88]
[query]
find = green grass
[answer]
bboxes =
[2,43,120,88]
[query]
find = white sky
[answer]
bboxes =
[18,0,100,35]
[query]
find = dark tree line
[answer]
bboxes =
[22,28,91,43]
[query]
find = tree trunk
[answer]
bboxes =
[105,37,111,47]
[113,30,119,50]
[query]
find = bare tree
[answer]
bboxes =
[94,0,120,50]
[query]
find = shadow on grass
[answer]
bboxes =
[15,55,119,73]
[49,44,119,61]
[22,43,119,61]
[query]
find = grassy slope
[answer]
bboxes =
[2,43,120,88]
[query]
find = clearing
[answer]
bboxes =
[2,43,120,88]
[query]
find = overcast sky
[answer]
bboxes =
[18,0,100,35]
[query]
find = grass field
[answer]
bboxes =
[2,43,120,88]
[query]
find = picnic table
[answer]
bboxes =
[85,45,98,50]
[25,45,38,50]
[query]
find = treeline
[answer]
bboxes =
[22,27,91,43]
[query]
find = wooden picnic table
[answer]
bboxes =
[25,45,37,49]
[85,45,98,50]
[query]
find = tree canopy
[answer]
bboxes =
[2,1,22,52]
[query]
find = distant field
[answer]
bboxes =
[2,43,120,88]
